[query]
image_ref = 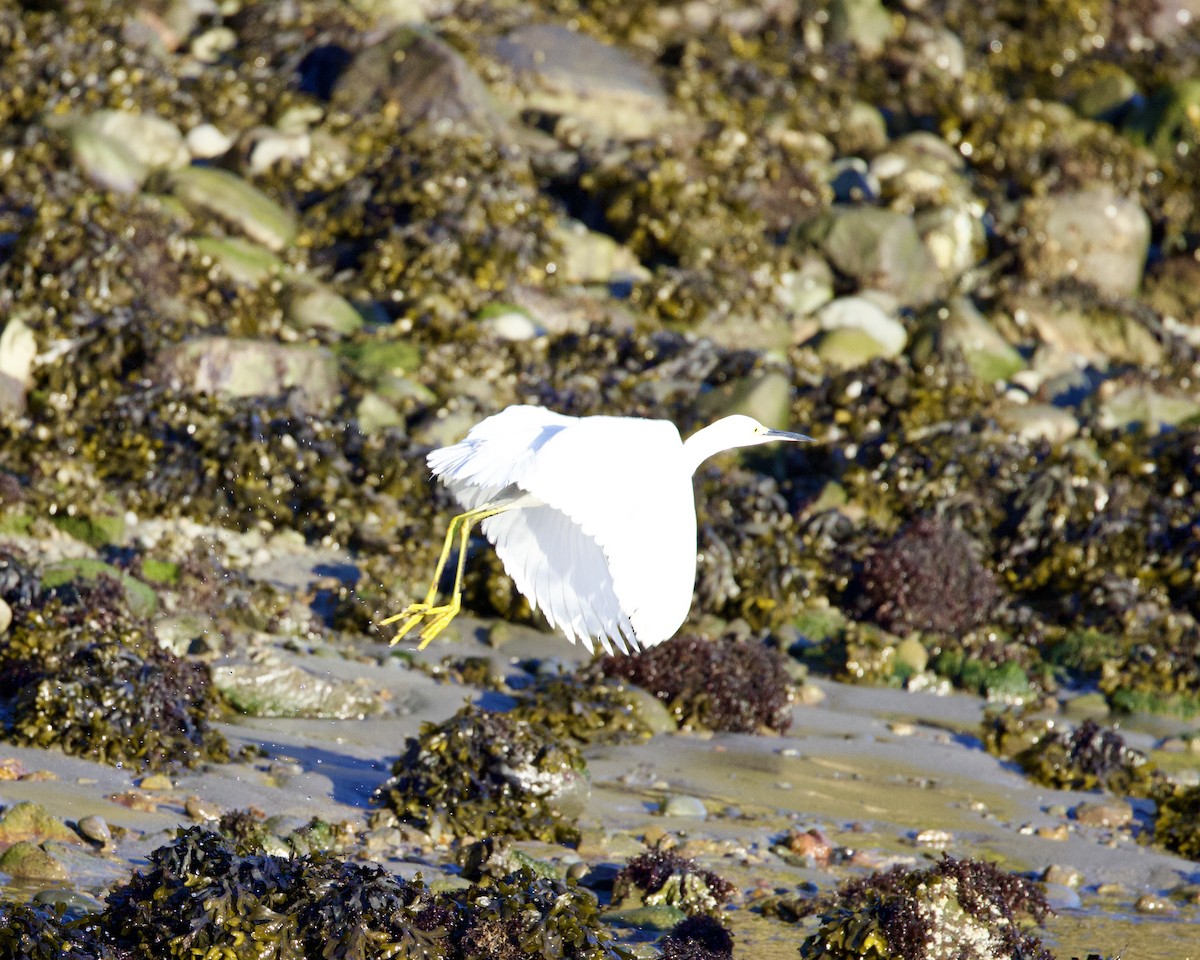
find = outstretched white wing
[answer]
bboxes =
[482,505,637,654]
[427,405,699,653]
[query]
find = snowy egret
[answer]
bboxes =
[381,404,812,654]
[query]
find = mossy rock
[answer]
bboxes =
[40,560,158,617]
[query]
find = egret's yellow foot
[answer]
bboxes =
[380,601,460,649]
[380,502,513,648]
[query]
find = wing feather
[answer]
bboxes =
[508,416,698,649]
[429,406,698,651]
[482,505,626,652]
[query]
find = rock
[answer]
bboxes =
[994,403,1080,445]
[0,598,10,635]
[0,802,80,845]
[154,614,216,656]
[186,123,234,159]
[0,316,37,414]
[242,127,312,175]
[916,297,1024,382]
[1073,799,1132,828]
[190,25,237,62]
[821,208,942,306]
[186,796,222,822]
[346,0,429,24]
[624,686,678,735]
[776,255,836,317]
[551,219,648,285]
[152,337,340,410]
[355,393,405,435]
[1069,65,1138,120]
[1042,883,1082,910]
[827,0,895,56]
[1134,893,1177,915]
[1094,383,1200,433]
[915,202,986,281]
[57,119,146,193]
[193,235,284,286]
[165,167,297,251]
[477,304,543,341]
[1061,692,1112,722]
[212,658,386,719]
[894,636,929,674]
[491,24,672,140]
[40,560,158,617]
[140,773,173,792]
[1021,189,1151,296]
[1042,864,1084,887]
[816,294,907,355]
[283,283,364,336]
[602,903,688,931]
[57,108,182,192]
[332,27,506,136]
[76,815,112,846]
[1009,293,1163,366]
[871,131,971,210]
[0,841,69,881]
[78,110,189,171]
[660,795,708,819]
[913,828,953,848]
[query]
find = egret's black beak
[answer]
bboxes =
[766,429,814,442]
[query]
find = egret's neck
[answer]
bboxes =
[681,420,740,475]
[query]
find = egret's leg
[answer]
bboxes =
[380,503,511,647]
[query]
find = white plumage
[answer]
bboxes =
[383,404,811,654]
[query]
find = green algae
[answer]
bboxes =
[374,703,588,843]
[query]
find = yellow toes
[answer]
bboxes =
[380,601,460,647]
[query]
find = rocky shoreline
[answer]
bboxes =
[2,0,1200,957]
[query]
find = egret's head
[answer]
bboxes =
[717,414,813,449]
[683,415,813,471]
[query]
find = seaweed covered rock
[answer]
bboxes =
[983,712,1158,797]
[857,516,1000,636]
[600,634,792,734]
[99,827,439,960]
[507,672,663,745]
[0,577,228,771]
[1153,785,1200,861]
[95,828,622,960]
[799,857,1052,960]
[612,847,736,917]
[660,915,733,960]
[0,899,111,960]
[374,703,588,843]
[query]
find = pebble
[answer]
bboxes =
[166,166,298,251]
[0,597,11,635]
[1073,799,1133,828]
[1042,864,1084,887]
[660,795,708,819]
[76,815,112,845]
[139,773,174,792]
[1134,893,1177,915]
[491,23,672,141]
[913,828,953,848]
[186,123,234,159]
[821,207,943,307]
[1023,188,1151,297]
[185,796,222,822]
[817,295,908,356]
[0,840,69,881]
[1035,824,1069,841]
[1042,883,1082,910]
